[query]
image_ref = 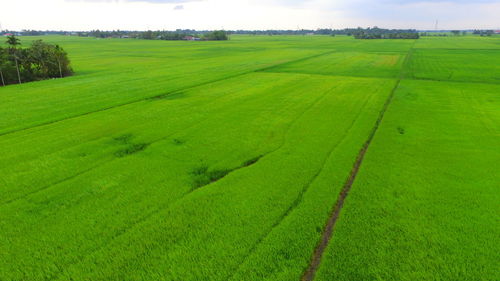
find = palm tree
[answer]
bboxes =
[6,35,20,47]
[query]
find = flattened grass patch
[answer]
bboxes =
[115,143,150,158]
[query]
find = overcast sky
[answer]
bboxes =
[1,0,499,31]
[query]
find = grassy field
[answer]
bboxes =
[0,35,498,280]
[314,80,500,281]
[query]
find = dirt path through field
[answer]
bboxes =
[301,41,416,281]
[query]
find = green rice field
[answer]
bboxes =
[1,35,499,280]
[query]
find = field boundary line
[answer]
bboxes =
[0,51,336,138]
[259,70,500,86]
[262,70,398,81]
[256,51,336,72]
[413,47,500,51]
[406,76,500,85]
[301,41,415,281]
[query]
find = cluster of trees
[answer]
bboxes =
[472,30,495,36]
[0,30,74,36]
[351,27,420,39]
[139,30,229,41]
[139,30,228,40]
[138,30,191,40]
[233,29,316,35]
[451,30,468,36]
[80,29,228,40]
[202,30,229,41]
[419,32,451,37]
[229,28,418,36]
[17,30,45,36]
[83,29,128,38]
[353,32,420,39]
[0,36,72,86]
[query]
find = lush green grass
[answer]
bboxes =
[0,72,394,280]
[265,51,405,78]
[0,35,498,281]
[315,76,500,280]
[414,36,500,49]
[0,36,325,135]
[407,49,500,83]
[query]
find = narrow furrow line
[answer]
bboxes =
[301,42,416,281]
[48,152,266,281]
[301,80,399,281]
[227,89,374,280]
[0,119,204,207]
[1,163,108,206]
[256,51,336,73]
[263,70,499,86]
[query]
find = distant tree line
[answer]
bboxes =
[3,27,495,40]
[0,36,72,86]
[353,32,419,39]
[419,32,452,37]
[0,30,75,36]
[80,29,228,41]
[349,27,419,39]
[472,30,495,36]
[81,27,421,40]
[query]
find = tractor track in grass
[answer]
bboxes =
[0,51,335,138]
[301,42,415,281]
[0,119,205,206]
[0,61,338,207]
[1,71,309,206]
[0,72,269,206]
[227,84,375,280]
[49,152,267,281]
[1,163,107,206]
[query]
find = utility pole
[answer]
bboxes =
[0,69,5,87]
[15,56,21,84]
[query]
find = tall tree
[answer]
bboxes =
[6,35,20,47]
[0,37,73,86]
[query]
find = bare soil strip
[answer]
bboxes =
[301,80,399,281]
[301,43,415,281]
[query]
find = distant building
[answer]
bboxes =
[183,36,201,41]
[4,33,13,36]
[495,30,500,34]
